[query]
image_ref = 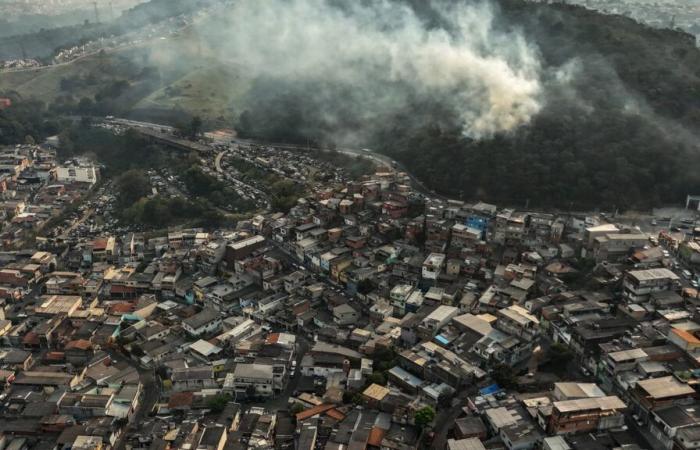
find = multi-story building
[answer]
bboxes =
[228,363,274,399]
[593,233,648,262]
[422,253,445,280]
[390,284,414,315]
[419,305,459,339]
[495,305,540,341]
[623,268,680,303]
[548,396,626,435]
[629,376,697,422]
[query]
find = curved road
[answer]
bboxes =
[108,116,447,202]
[230,139,444,200]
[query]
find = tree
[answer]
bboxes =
[414,406,435,429]
[491,363,518,390]
[549,342,574,372]
[77,97,94,114]
[351,393,365,406]
[373,347,398,372]
[367,371,387,386]
[175,116,203,140]
[206,394,231,413]
[115,169,150,207]
[190,116,203,139]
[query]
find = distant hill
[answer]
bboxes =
[0,27,248,128]
[0,0,215,61]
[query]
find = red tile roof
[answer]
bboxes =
[168,391,194,409]
[265,333,280,345]
[368,427,386,447]
[295,404,334,421]
[22,332,39,345]
[109,302,134,313]
[65,339,92,351]
[325,408,345,421]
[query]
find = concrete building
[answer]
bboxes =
[420,305,459,338]
[548,396,626,434]
[182,308,222,337]
[229,363,274,399]
[54,165,98,184]
[623,268,680,303]
[422,253,446,280]
[593,233,648,262]
[630,376,697,422]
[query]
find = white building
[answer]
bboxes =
[420,305,459,337]
[422,253,446,280]
[182,308,222,337]
[55,165,98,185]
[227,363,274,398]
[390,284,414,314]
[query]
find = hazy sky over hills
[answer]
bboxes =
[0,0,144,18]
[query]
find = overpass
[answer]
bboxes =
[131,127,211,154]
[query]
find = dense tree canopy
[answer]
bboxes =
[235,0,700,210]
[0,94,60,145]
[414,406,436,429]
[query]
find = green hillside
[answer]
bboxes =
[135,63,252,123]
[233,0,700,210]
[0,29,248,126]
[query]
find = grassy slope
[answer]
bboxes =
[0,26,251,125]
[0,56,111,102]
[135,62,252,123]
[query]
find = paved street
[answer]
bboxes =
[106,349,161,450]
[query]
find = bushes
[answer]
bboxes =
[414,406,436,429]
[121,196,227,229]
[206,394,232,413]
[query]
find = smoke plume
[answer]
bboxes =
[202,0,544,139]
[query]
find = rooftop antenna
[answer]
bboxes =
[93,2,101,24]
[670,15,676,29]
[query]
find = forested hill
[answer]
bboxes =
[237,0,700,210]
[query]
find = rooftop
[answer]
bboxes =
[636,376,695,399]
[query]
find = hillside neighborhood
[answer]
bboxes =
[0,119,698,450]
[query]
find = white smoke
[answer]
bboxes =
[204,0,544,139]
